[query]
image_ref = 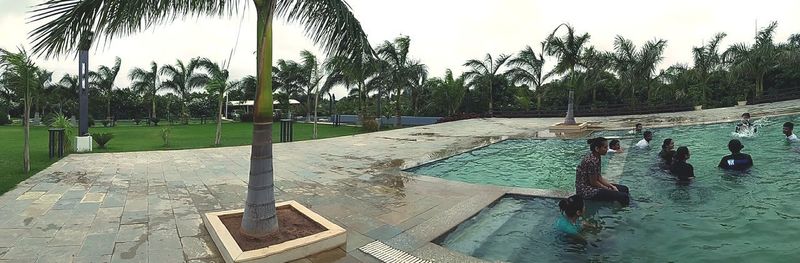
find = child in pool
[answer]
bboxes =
[555,195,596,237]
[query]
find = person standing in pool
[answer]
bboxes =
[670,147,695,181]
[718,139,753,171]
[628,123,643,135]
[659,138,675,165]
[608,139,624,153]
[576,137,630,206]
[784,122,799,142]
[635,131,653,148]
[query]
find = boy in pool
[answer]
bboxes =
[556,195,595,237]
[718,139,753,171]
[608,139,624,153]
[736,113,756,133]
[784,122,799,142]
[670,146,695,181]
[628,123,643,135]
[635,131,653,148]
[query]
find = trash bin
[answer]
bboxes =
[48,128,66,159]
[280,119,293,142]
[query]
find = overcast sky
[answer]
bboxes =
[1,0,798,98]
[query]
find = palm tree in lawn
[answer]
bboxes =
[89,56,122,124]
[690,33,726,105]
[508,44,547,109]
[724,22,781,98]
[195,58,233,146]
[30,0,371,238]
[325,53,378,120]
[376,35,428,126]
[544,24,590,94]
[129,62,162,125]
[0,48,39,173]
[47,73,79,115]
[298,50,325,124]
[463,53,511,114]
[161,58,204,125]
[273,59,306,116]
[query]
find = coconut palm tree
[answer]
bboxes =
[325,53,379,120]
[29,0,372,237]
[129,62,162,125]
[610,36,667,104]
[508,44,547,109]
[273,59,306,116]
[89,56,122,123]
[0,48,39,173]
[463,53,511,114]
[428,69,466,116]
[376,35,427,126]
[544,23,590,92]
[195,59,233,146]
[161,58,203,124]
[690,33,726,105]
[47,73,79,115]
[724,22,781,98]
[298,50,325,124]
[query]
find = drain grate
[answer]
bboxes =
[358,240,432,263]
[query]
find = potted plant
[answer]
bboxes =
[736,94,747,106]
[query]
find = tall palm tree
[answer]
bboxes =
[298,50,325,124]
[273,59,306,116]
[463,53,511,114]
[508,44,547,109]
[690,33,726,104]
[195,58,232,146]
[30,0,372,238]
[611,36,667,104]
[428,69,466,116]
[46,73,79,115]
[161,58,203,124]
[544,23,590,93]
[89,56,122,123]
[0,48,38,173]
[325,53,379,120]
[129,62,161,125]
[724,22,780,98]
[376,35,427,127]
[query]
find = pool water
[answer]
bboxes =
[433,115,800,262]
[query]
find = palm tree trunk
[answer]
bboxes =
[151,94,157,124]
[182,102,188,125]
[536,92,542,110]
[23,97,30,173]
[106,92,111,122]
[241,0,279,238]
[215,91,224,145]
[306,93,311,122]
[313,89,319,139]
[395,88,401,127]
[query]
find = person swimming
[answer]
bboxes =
[736,113,756,133]
[670,146,695,181]
[608,139,624,153]
[784,122,799,142]
[658,138,675,165]
[718,139,753,171]
[628,123,643,135]
[635,131,653,148]
[555,195,593,237]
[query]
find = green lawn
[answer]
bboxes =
[0,122,363,194]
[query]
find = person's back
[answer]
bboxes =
[670,146,694,181]
[719,139,753,171]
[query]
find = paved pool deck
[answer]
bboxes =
[0,99,799,263]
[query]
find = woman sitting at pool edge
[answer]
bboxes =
[575,137,631,206]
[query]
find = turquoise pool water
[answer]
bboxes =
[432,115,800,262]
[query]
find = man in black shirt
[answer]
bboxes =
[718,139,753,171]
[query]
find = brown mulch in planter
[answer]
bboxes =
[220,206,326,251]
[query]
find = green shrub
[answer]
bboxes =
[49,113,75,152]
[0,111,9,125]
[92,133,113,148]
[151,117,160,126]
[88,115,95,127]
[361,117,379,132]
[160,127,171,147]
[101,119,111,127]
[133,118,141,125]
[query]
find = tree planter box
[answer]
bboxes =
[737,101,747,106]
[694,105,703,111]
[203,201,347,263]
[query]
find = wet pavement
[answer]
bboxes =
[0,99,799,263]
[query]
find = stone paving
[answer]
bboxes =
[1,100,799,263]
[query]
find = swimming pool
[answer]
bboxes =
[430,115,800,261]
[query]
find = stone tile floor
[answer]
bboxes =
[1,100,799,263]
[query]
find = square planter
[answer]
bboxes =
[203,200,347,263]
[737,100,747,106]
[694,105,703,111]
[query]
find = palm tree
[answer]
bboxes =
[89,56,122,123]
[195,59,233,146]
[30,0,372,238]
[690,33,726,105]
[376,36,427,127]
[161,58,203,124]
[0,48,38,173]
[129,62,161,124]
[463,53,511,114]
[724,22,781,98]
[298,50,325,124]
[428,69,466,116]
[325,53,379,121]
[508,44,547,109]
[273,59,305,116]
[610,36,667,104]
[47,73,79,115]
[544,23,590,93]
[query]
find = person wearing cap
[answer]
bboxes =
[718,139,754,171]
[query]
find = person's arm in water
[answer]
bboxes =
[718,157,727,168]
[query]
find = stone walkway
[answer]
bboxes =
[1,100,799,263]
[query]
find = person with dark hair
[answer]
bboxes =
[628,123,643,135]
[718,139,753,171]
[635,131,653,148]
[736,113,756,133]
[608,139,624,153]
[659,138,675,165]
[784,122,798,142]
[670,146,695,181]
[555,195,592,236]
[576,137,631,206]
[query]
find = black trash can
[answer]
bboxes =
[280,119,293,142]
[48,128,66,159]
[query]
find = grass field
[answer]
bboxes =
[0,122,363,194]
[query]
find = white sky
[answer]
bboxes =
[1,0,798,98]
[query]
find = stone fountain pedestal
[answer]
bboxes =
[548,90,590,138]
